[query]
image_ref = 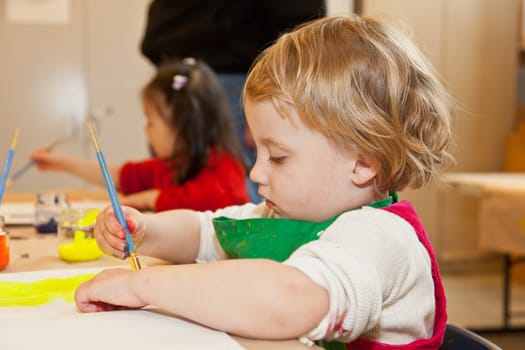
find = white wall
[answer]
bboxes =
[0,0,152,192]
[84,0,152,164]
[326,0,353,15]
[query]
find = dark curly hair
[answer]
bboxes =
[142,58,244,183]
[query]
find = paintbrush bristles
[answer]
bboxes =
[46,138,62,151]
[87,123,102,152]
[10,128,20,149]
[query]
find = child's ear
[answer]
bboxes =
[351,159,377,185]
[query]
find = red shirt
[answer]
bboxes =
[119,149,249,212]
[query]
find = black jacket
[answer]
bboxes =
[140,0,326,73]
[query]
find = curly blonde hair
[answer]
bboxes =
[244,15,454,192]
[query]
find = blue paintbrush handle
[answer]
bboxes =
[95,151,136,253]
[0,149,15,205]
[9,139,61,184]
[10,159,36,181]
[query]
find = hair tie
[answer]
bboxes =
[182,57,197,66]
[172,75,188,91]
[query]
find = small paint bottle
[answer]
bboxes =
[0,215,9,270]
[34,192,70,234]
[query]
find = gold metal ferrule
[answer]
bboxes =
[129,251,142,271]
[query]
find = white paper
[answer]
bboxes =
[6,0,70,25]
[0,202,35,225]
[0,268,244,350]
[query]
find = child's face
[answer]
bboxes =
[142,97,176,160]
[245,98,372,222]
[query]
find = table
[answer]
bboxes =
[443,172,525,194]
[442,172,525,332]
[1,189,320,350]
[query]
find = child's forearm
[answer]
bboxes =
[137,209,201,263]
[131,259,329,339]
[60,155,120,188]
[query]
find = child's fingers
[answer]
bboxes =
[96,226,128,259]
[127,221,145,250]
[94,205,144,259]
[75,269,144,312]
[94,206,128,259]
[125,214,143,237]
[121,207,145,248]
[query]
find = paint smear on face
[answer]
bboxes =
[0,274,94,307]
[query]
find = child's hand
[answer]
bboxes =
[94,205,145,259]
[30,148,65,171]
[120,189,160,212]
[75,268,146,312]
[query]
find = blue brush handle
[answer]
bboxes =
[10,159,36,181]
[0,149,15,205]
[95,151,136,253]
[11,140,60,183]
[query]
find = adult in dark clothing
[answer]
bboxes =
[140,0,326,203]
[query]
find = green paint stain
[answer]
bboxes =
[0,274,95,307]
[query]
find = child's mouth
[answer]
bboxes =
[265,199,276,210]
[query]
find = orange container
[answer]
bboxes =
[0,215,8,270]
[0,232,8,270]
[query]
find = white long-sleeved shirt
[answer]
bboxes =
[196,202,436,345]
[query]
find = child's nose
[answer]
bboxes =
[249,157,266,186]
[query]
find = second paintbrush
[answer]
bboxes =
[6,138,63,188]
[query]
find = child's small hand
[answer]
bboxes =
[75,268,146,312]
[30,148,64,171]
[94,205,145,259]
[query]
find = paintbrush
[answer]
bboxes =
[86,123,141,271]
[0,128,20,206]
[6,137,62,188]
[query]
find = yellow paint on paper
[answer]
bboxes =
[0,274,94,307]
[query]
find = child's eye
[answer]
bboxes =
[268,156,286,164]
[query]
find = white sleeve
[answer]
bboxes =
[284,207,434,344]
[195,203,267,262]
[284,239,383,342]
